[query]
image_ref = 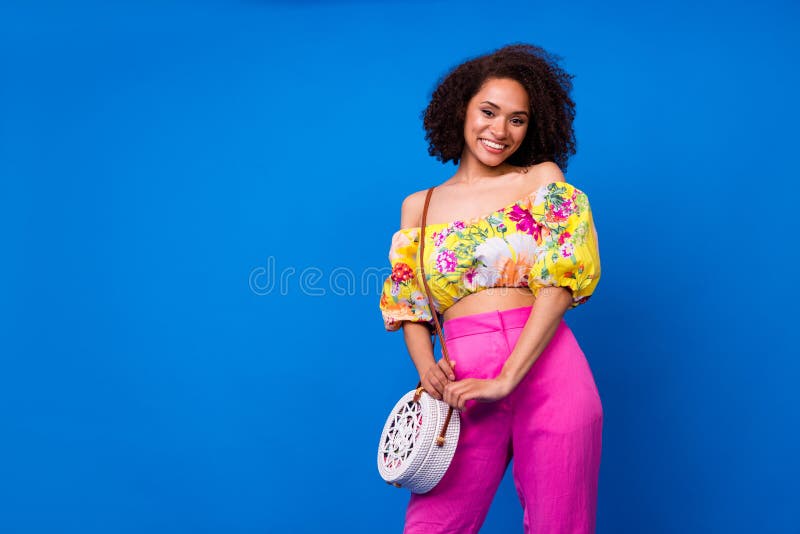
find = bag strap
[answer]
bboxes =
[416,186,455,447]
[418,187,451,365]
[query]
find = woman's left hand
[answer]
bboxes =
[442,377,514,410]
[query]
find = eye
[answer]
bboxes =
[511,117,526,126]
[481,109,494,117]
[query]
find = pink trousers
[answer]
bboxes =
[404,306,603,534]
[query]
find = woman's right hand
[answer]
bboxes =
[419,359,456,400]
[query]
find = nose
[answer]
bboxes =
[490,118,508,140]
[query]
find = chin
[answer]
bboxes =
[480,158,505,167]
[478,151,513,167]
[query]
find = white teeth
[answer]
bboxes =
[481,139,504,149]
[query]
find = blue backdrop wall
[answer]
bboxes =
[2,0,798,532]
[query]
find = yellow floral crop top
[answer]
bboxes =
[379,181,601,331]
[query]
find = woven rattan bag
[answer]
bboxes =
[377,187,461,494]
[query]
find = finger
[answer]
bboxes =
[457,388,474,410]
[433,369,453,394]
[421,372,440,397]
[424,375,443,399]
[443,380,463,408]
[429,366,450,389]
[444,388,455,408]
[452,383,467,410]
[459,387,473,410]
[442,382,452,407]
[437,359,456,381]
[428,375,445,398]
[446,380,477,409]
[429,365,447,385]
[425,384,442,400]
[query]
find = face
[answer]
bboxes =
[461,77,530,167]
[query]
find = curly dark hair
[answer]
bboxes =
[422,43,576,170]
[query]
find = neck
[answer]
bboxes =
[453,149,514,184]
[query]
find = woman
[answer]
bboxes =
[379,44,603,534]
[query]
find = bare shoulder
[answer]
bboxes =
[399,189,430,229]
[527,161,566,187]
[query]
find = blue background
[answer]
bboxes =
[2,0,798,532]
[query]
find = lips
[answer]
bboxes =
[479,138,506,152]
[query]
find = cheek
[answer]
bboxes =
[468,110,489,128]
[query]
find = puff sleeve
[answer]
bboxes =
[527,182,601,308]
[379,228,435,331]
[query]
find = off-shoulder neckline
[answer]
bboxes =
[392,180,577,237]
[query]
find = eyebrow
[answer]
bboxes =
[481,100,529,116]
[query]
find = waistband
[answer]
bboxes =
[443,305,534,341]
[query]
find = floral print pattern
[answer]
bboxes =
[435,249,457,273]
[379,181,601,331]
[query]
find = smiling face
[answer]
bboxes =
[461,77,530,168]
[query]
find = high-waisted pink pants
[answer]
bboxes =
[404,306,603,534]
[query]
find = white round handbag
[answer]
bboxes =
[377,186,460,494]
[377,385,460,493]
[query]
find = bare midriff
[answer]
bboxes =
[443,287,536,321]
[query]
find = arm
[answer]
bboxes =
[403,322,435,378]
[442,286,571,409]
[398,189,436,375]
[401,306,455,402]
[398,190,454,400]
[442,177,601,409]
[498,286,572,387]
